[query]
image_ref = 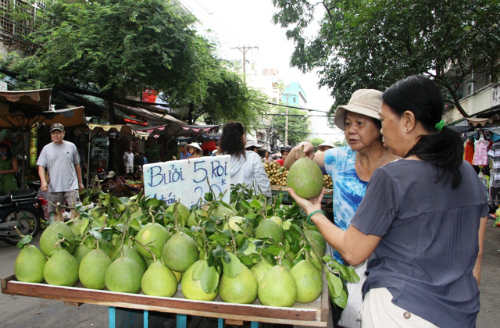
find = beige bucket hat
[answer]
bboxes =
[334,89,383,130]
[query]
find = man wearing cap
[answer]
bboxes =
[37,123,84,222]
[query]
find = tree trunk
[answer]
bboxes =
[106,87,117,172]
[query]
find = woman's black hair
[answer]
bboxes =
[382,75,463,188]
[218,121,246,159]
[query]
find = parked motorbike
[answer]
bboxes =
[0,188,44,245]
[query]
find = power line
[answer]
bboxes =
[267,101,332,113]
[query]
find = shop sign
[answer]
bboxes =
[143,155,231,209]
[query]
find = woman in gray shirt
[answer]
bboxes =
[289,76,488,327]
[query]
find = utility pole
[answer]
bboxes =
[232,46,258,84]
[283,93,294,147]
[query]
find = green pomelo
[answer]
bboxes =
[172,270,182,284]
[287,158,324,199]
[135,222,169,259]
[162,232,199,272]
[250,257,273,283]
[219,265,258,304]
[187,209,208,227]
[213,205,236,218]
[290,260,323,303]
[68,218,88,237]
[166,203,190,227]
[258,265,297,307]
[141,261,178,297]
[43,250,79,286]
[112,245,147,273]
[40,222,76,257]
[79,249,112,289]
[269,216,283,227]
[105,257,143,293]
[254,219,283,245]
[14,245,46,283]
[73,244,92,263]
[223,216,253,234]
[305,230,326,257]
[180,260,218,301]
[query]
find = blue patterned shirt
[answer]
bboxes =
[324,146,367,263]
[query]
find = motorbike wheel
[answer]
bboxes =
[1,208,41,245]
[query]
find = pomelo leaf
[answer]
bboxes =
[130,219,141,231]
[221,253,243,278]
[333,288,348,309]
[200,265,219,294]
[192,260,207,281]
[345,266,360,283]
[327,272,343,298]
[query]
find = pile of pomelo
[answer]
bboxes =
[13,184,358,309]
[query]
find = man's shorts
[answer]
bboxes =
[49,190,81,213]
[125,165,134,174]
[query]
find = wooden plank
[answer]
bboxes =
[320,273,330,323]
[1,277,328,327]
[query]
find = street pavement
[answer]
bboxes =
[1,219,499,328]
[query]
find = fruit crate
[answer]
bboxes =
[1,273,329,327]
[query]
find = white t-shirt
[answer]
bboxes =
[230,151,271,197]
[36,141,80,192]
[123,151,135,166]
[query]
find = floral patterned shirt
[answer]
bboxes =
[324,146,367,264]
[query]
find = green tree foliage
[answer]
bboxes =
[272,107,310,146]
[309,138,324,149]
[2,0,268,127]
[273,0,500,117]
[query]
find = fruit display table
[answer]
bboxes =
[1,274,329,327]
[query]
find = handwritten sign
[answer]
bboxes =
[143,155,231,209]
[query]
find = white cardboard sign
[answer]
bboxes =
[143,155,231,209]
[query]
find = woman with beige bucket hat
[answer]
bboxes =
[285,89,399,327]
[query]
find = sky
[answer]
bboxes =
[177,0,344,141]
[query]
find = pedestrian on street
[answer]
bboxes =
[172,142,192,160]
[218,121,271,197]
[37,123,84,222]
[186,142,203,158]
[289,75,488,327]
[123,146,135,175]
[0,140,19,192]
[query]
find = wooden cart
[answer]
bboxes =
[2,274,329,327]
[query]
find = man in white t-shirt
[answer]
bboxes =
[123,146,135,174]
[37,123,84,222]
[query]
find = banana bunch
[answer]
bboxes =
[264,161,288,186]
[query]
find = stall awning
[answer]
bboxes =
[0,89,52,112]
[135,124,219,138]
[114,103,186,126]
